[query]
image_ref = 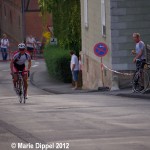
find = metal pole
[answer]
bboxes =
[101,57,104,87]
[22,0,26,42]
[0,0,2,36]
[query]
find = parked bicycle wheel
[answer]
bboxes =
[132,70,149,93]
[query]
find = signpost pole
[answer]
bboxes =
[101,57,104,87]
[93,42,108,88]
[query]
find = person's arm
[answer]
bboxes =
[27,59,31,70]
[71,56,76,71]
[1,39,4,46]
[72,64,75,71]
[33,38,37,49]
[131,50,136,55]
[5,39,9,47]
[10,59,14,73]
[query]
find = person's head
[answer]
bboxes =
[18,43,26,54]
[3,34,7,38]
[29,34,33,38]
[133,33,140,43]
[70,50,74,56]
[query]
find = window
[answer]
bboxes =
[84,0,88,28]
[101,0,106,36]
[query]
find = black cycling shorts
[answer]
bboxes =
[14,63,25,71]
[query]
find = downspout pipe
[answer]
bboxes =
[21,0,26,42]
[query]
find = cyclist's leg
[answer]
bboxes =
[23,75,28,96]
[23,68,28,97]
[12,66,18,88]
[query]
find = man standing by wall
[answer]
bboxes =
[132,33,145,64]
[132,33,146,91]
[0,34,9,61]
[26,35,36,59]
[70,50,79,90]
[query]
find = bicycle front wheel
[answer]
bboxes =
[16,80,22,103]
[22,80,26,104]
[18,79,26,103]
[132,70,149,93]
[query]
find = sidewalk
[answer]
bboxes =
[30,64,92,94]
[30,62,150,99]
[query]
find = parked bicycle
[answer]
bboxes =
[14,71,28,103]
[132,59,150,93]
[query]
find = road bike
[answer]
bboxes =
[132,60,150,93]
[14,71,27,103]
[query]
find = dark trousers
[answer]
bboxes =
[1,48,8,60]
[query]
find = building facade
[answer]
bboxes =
[0,0,52,43]
[80,0,150,90]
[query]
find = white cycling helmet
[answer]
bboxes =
[18,43,26,49]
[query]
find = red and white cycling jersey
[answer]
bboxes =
[13,51,31,65]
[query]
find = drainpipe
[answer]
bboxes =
[0,1,2,36]
[21,0,26,42]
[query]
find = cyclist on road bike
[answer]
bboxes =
[10,43,31,99]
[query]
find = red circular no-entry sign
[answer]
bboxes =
[94,42,108,57]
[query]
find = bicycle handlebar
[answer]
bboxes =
[13,71,29,74]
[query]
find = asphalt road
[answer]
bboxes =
[0,60,150,150]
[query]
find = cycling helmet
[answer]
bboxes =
[18,43,26,49]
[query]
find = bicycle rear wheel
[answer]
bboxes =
[132,70,149,93]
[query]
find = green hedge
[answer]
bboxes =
[44,45,72,83]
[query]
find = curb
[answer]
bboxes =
[30,71,63,94]
[116,93,150,100]
[30,71,150,99]
[30,71,101,94]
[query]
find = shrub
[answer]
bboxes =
[44,45,72,83]
[38,0,81,54]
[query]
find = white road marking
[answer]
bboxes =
[32,65,38,68]
[0,96,18,100]
[35,62,40,65]
[1,69,10,72]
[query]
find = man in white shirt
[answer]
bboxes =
[26,35,36,59]
[132,33,145,63]
[132,33,146,91]
[0,34,9,61]
[70,50,79,89]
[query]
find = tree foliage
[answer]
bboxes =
[38,0,81,53]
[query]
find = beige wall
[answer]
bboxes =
[80,0,112,89]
